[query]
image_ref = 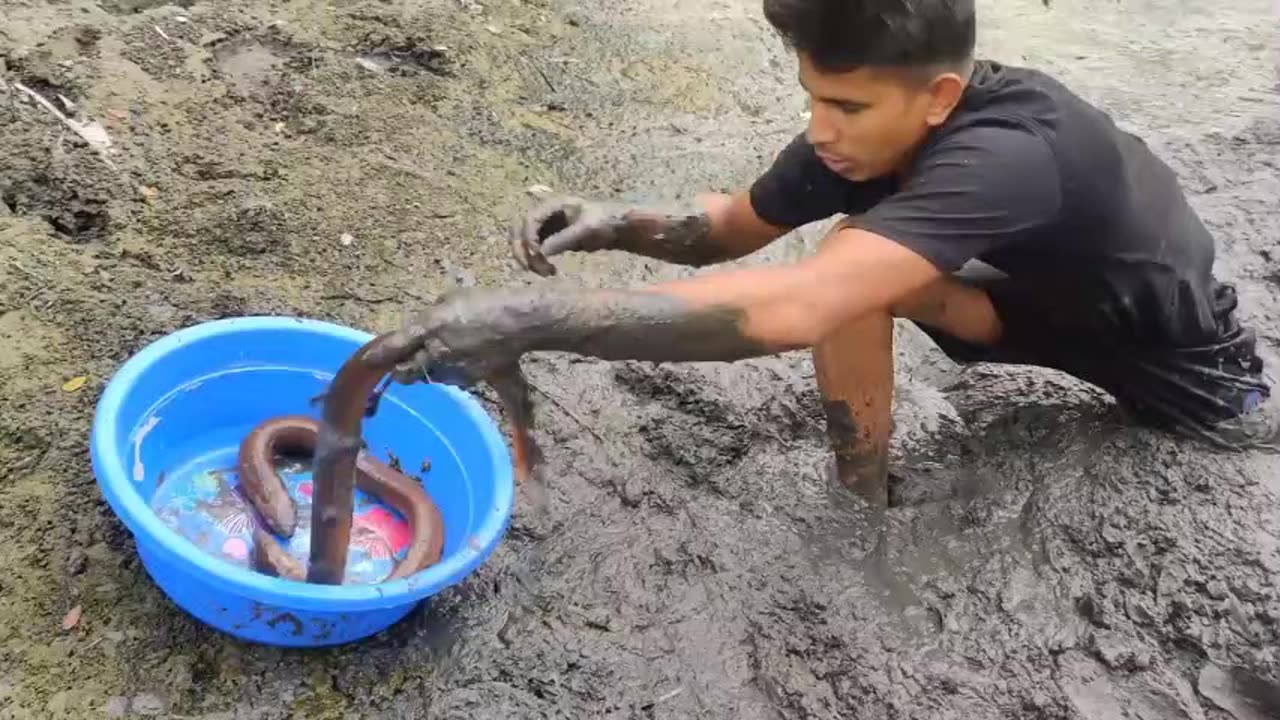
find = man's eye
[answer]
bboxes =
[837,103,866,114]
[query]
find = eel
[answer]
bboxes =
[239,415,447,581]
[238,328,543,585]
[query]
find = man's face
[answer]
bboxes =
[798,53,964,182]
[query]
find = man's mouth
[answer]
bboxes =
[816,151,852,173]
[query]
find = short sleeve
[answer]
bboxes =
[848,125,1063,273]
[748,133,895,230]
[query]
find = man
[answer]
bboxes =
[393,0,1274,505]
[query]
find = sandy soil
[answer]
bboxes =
[1,0,1278,718]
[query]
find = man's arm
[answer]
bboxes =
[512,132,871,275]
[408,125,1058,381]
[641,221,940,351]
[399,223,940,384]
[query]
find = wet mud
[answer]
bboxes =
[1,0,1278,718]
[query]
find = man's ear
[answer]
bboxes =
[924,72,967,127]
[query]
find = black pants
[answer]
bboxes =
[914,274,1270,440]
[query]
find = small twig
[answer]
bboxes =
[153,24,172,42]
[510,52,558,94]
[654,687,684,704]
[24,285,49,305]
[529,59,556,93]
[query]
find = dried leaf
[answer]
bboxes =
[75,120,113,151]
[14,82,116,159]
[62,376,88,392]
[525,184,554,199]
[61,605,82,630]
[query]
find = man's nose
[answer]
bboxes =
[805,101,837,146]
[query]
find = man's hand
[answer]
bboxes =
[510,191,788,275]
[511,196,630,277]
[389,290,530,388]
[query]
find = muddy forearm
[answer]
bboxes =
[612,193,769,267]
[404,262,833,385]
[603,198,750,267]
[486,286,773,358]
[427,285,787,368]
[612,205,727,267]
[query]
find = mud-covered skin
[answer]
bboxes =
[513,196,722,276]
[237,415,446,582]
[822,400,890,504]
[392,286,776,389]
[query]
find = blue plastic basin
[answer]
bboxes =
[89,316,514,647]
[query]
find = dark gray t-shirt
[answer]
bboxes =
[749,60,1232,350]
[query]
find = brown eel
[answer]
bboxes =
[239,329,542,585]
[239,415,446,582]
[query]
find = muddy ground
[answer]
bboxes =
[1,0,1278,718]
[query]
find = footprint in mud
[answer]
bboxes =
[213,36,296,99]
[1,182,110,242]
[2,150,114,242]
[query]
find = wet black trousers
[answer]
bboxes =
[914,275,1270,442]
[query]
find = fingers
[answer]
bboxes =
[539,219,597,258]
[390,350,431,385]
[511,195,603,277]
[390,358,473,388]
[513,201,572,277]
[510,222,556,277]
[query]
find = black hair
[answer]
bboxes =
[762,0,976,74]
